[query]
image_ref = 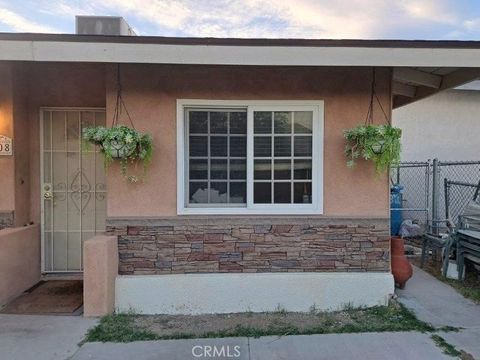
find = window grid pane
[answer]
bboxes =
[188,109,247,206]
[253,111,313,205]
[187,107,315,208]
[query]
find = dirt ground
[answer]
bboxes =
[130,299,427,338]
[134,311,352,337]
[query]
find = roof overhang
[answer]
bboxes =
[2,33,480,108]
[1,33,480,67]
[392,67,480,108]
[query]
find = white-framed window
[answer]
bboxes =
[177,100,324,215]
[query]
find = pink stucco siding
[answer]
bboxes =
[105,64,391,218]
[2,62,392,231]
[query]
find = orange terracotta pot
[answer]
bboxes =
[391,236,413,289]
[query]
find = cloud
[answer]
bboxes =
[37,1,94,17]
[399,0,457,24]
[463,18,480,31]
[95,0,192,30]
[73,0,469,39]
[0,8,58,32]
[1,0,480,40]
[80,0,389,38]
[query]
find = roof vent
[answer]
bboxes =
[75,16,136,36]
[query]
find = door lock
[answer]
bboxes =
[43,183,53,200]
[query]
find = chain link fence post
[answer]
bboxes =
[431,158,439,235]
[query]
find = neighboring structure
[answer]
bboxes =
[2,16,480,315]
[393,82,480,161]
[392,81,480,230]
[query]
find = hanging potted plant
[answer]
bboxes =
[344,68,402,173]
[82,65,153,182]
[344,124,401,173]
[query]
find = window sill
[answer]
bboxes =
[178,205,323,216]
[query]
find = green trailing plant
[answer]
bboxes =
[344,124,401,173]
[344,67,402,174]
[82,125,153,182]
[82,64,154,183]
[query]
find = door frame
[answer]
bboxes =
[39,107,106,273]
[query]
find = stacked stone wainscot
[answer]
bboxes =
[106,217,390,275]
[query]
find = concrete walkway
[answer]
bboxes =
[4,266,479,360]
[397,265,480,358]
[72,332,451,360]
[0,314,97,360]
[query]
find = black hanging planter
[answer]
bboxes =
[344,68,402,173]
[82,65,153,182]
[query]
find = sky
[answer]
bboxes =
[0,0,480,40]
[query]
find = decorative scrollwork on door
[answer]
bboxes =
[70,168,92,214]
[42,109,107,272]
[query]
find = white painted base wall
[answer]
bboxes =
[115,272,394,315]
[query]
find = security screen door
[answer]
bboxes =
[41,109,106,272]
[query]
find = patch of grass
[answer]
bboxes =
[273,304,288,316]
[344,302,434,333]
[82,313,158,343]
[436,325,462,333]
[431,334,462,357]
[341,302,357,312]
[442,277,480,303]
[83,301,436,343]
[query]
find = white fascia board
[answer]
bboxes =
[2,40,480,67]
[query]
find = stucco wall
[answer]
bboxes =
[25,63,106,224]
[106,65,391,218]
[0,63,30,226]
[0,63,15,214]
[1,62,106,225]
[0,224,40,306]
[8,63,390,225]
[13,65,30,226]
[393,89,480,161]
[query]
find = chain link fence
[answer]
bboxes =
[436,161,480,226]
[390,159,480,234]
[390,162,430,227]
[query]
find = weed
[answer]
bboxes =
[431,334,462,357]
[83,301,435,343]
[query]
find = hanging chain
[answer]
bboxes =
[364,67,390,126]
[111,64,136,129]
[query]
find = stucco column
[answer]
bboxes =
[84,235,119,317]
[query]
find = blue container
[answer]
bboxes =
[390,185,404,236]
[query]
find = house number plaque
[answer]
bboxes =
[0,135,12,155]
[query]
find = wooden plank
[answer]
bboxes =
[393,67,442,88]
[392,81,416,97]
[394,68,480,108]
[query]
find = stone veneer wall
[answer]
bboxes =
[107,217,390,275]
[0,211,14,230]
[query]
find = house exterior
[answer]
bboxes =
[393,82,480,161]
[1,17,480,315]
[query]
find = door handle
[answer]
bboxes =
[43,183,53,200]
